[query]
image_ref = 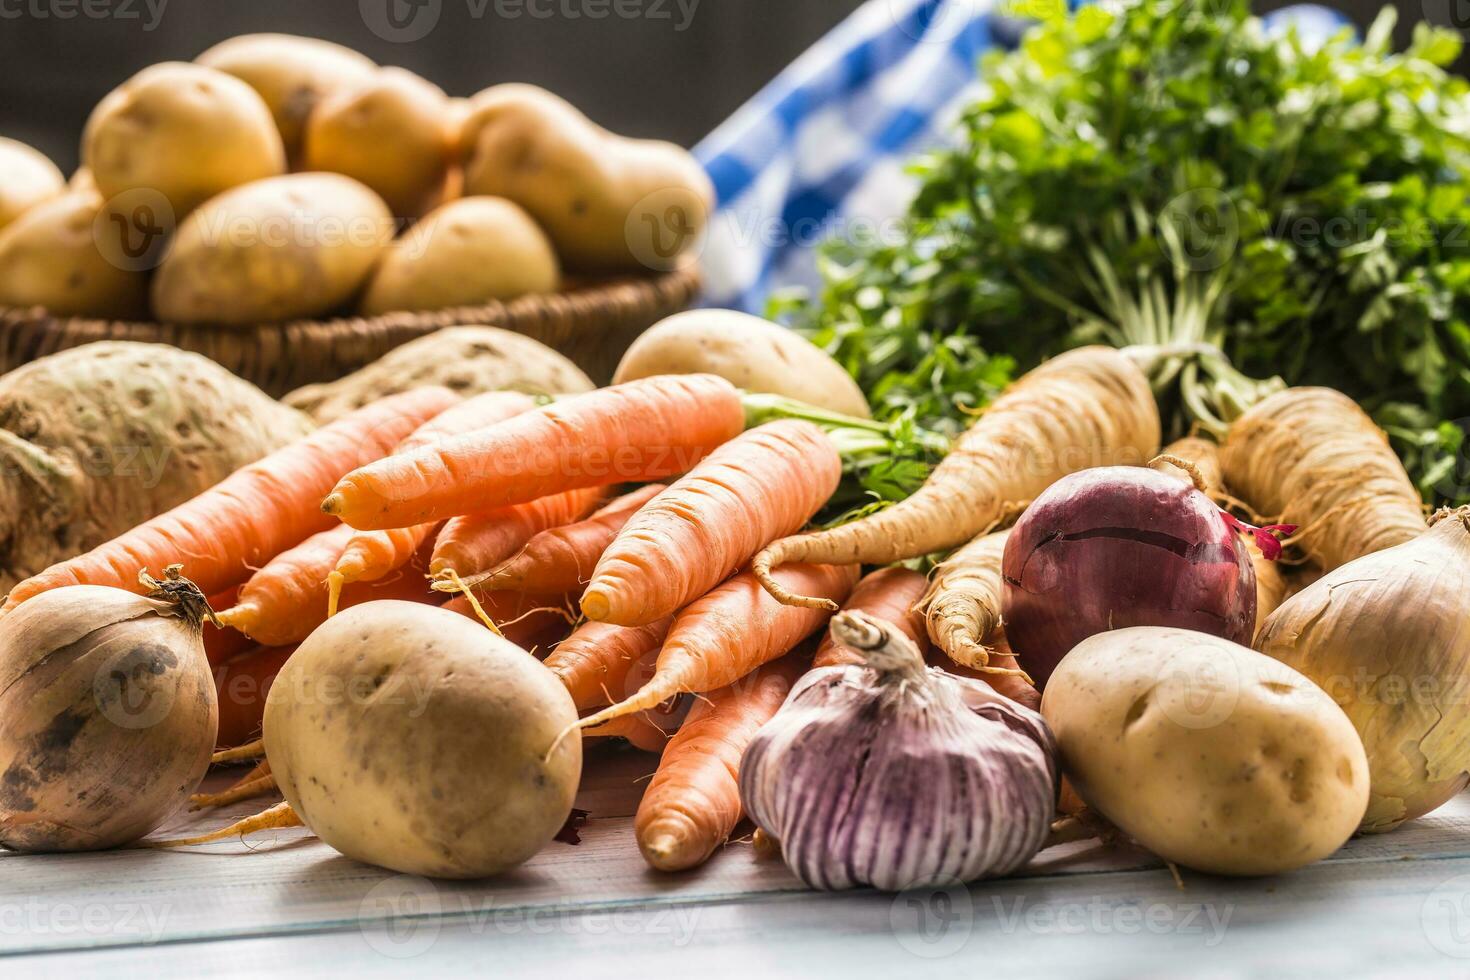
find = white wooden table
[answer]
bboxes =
[5,748,1470,979]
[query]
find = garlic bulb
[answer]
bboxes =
[0,567,218,851]
[1256,506,1470,832]
[739,611,1058,891]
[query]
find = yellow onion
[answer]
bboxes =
[0,567,217,851]
[1256,507,1470,832]
[739,611,1058,891]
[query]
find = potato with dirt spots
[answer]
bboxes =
[82,62,286,219]
[0,138,65,233]
[262,601,581,878]
[459,84,712,273]
[196,33,377,164]
[1041,626,1369,876]
[614,309,871,418]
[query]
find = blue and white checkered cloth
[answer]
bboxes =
[693,0,1351,313]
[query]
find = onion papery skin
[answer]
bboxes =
[739,665,1058,891]
[1256,507,1470,832]
[1002,466,1256,686]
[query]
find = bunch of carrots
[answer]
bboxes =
[1,363,1109,874]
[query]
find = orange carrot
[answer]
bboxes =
[582,420,841,626]
[321,375,745,531]
[440,589,575,653]
[585,713,675,753]
[813,567,929,668]
[546,617,674,712]
[329,392,537,614]
[429,485,608,579]
[2,387,460,612]
[214,643,298,749]
[219,532,436,646]
[576,563,857,729]
[462,483,667,593]
[204,584,253,667]
[635,654,807,871]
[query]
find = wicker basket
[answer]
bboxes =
[0,261,702,397]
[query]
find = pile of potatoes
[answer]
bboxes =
[0,34,713,326]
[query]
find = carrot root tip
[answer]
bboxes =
[580,590,612,623]
[320,493,344,516]
[326,572,344,619]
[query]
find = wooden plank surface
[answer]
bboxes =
[4,747,1470,978]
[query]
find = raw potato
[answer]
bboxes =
[303,67,453,219]
[0,191,149,319]
[0,137,64,232]
[359,197,560,315]
[282,326,593,422]
[197,33,377,162]
[263,601,582,878]
[0,341,313,590]
[83,62,286,218]
[460,84,713,272]
[151,173,393,326]
[614,310,871,419]
[1042,626,1369,876]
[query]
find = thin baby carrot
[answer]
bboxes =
[3,387,459,612]
[545,617,673,712]
[328,391,538,615]
[440,589,576,653]
[321,374,745,530]
[460,483,666,593]
[635,653,807,871]
[582,420,841,626]
[575,563,857,729]
[813,566,929,668]
[429,485,608,580]
[219,532,436,646]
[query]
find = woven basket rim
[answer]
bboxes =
[0,258,702,337]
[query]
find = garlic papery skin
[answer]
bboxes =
[738,611,1059,891]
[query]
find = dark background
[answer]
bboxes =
[0,0,1462,174]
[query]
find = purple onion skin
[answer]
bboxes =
[1002,466,1256,687]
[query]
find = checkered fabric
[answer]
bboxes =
[693,0,1351,313]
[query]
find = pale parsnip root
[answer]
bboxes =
[918,528,1011,672]
[753,347,1160,609]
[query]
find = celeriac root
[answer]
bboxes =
[754,347,1160,608]
[1220,387,1426,572]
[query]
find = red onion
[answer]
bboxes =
[1002,466,1259,686]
